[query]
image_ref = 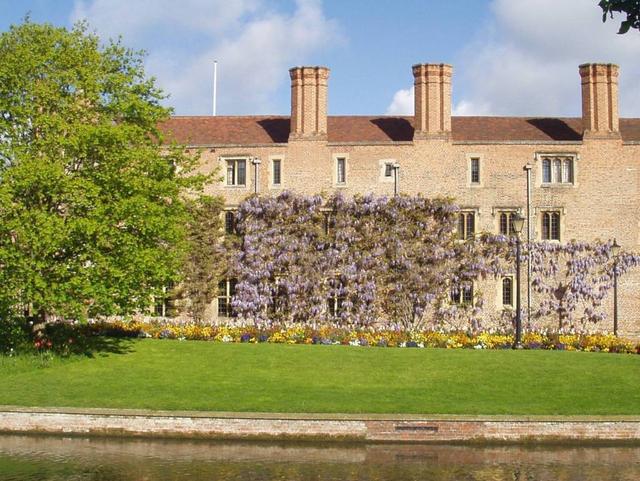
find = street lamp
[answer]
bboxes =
[512,213,526,349]
[392,162,400,197]
[611,238,621,336]
[251,157,261,194]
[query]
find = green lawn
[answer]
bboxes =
[1,339,639,415]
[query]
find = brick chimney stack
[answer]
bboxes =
[579,63,620,139]
[412,63,452,141]
[289,66,330,141]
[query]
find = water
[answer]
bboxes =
[0,434,639,480]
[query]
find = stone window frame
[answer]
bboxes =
[217,278,237,318]
[378,159,397,184]
[500,276,514,309]
[153,282,175,318]
[492,207,523,237]
[535,207,566,242]
[535,152,578,188]
[221,156,250,190]
[333,153,349,187]
[456,208,479,240]
[450,281,475,306]
[269,155,284,190]
[466,153,484,187]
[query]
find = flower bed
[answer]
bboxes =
[76,320,640,354]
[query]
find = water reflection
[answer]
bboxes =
[0,434,639,480]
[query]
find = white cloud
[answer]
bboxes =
[385,0,640,117]
[385,87,413,115]
[71,0,342,115]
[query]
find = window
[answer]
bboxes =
[563,159,573,183]
[541,211,561,241]
[542,159,552,183]
[225,158,246,186]
[457,211,475,240]
[470,158,480,184]
[224,211,236,235]
[540,156,575,185]
[154,282,174,317]
[502,277,513,307]
[499,211,517,236]
[450,283,474,306]
[384,163,394,178]
[327,295,344,318]
[336,157,346,184]
[272,159,281,186]
[217,279,237,317]
[323,212,333,235]
[327,278,345,318]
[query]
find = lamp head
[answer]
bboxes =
[611,239,621,256]
[512,214,525,235]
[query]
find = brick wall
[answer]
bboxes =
[1,410,639,442]
[202,138,640,337]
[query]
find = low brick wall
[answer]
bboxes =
[0,408,639,443]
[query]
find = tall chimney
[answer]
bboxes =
[412,63,452,141]
[579,63,620,139]
[289,66,330,141]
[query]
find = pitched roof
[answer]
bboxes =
[158,115,640,145]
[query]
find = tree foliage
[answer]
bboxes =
[599,0,640,33]
[180,196,227,322]
[0,21,205,322]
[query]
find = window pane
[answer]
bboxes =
[551,212,560,240]
[542,213,550,240]
[563,159,573,183]
[217,280,227,297]
[337,158,346,183]
[385,163,393,177]
[236,160,246,185]
[502,277,513,306]
[471,158,480,183]
[500,213,508,235]
[466,213,475,239]
[226,161,235,186]
[462,284,473,304]
[458,214,465,240]
[554,160,562,183]
[225,211,235,234]
[450,287,459,304]
[217,298,229,317]
[273,159,281,185]
[542,159,551,183]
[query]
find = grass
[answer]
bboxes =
[1,339,639,415]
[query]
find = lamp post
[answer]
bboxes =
[523,163,533,327]
[392,162,400,197]
[251,157,261,194]
[611,238,621,336]
[512,213,526,349]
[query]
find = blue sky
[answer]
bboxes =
[2,0,640,117]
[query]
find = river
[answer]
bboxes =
[0,434,639,480]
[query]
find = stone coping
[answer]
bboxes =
[1,406,639,443]
[0,405,639,422]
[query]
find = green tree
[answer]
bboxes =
[599,0,640,33]
[180,196,228,322]
[0,20,205,324]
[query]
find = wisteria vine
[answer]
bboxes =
[228,191,639,333]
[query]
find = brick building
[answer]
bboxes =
[160,63,640,337]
